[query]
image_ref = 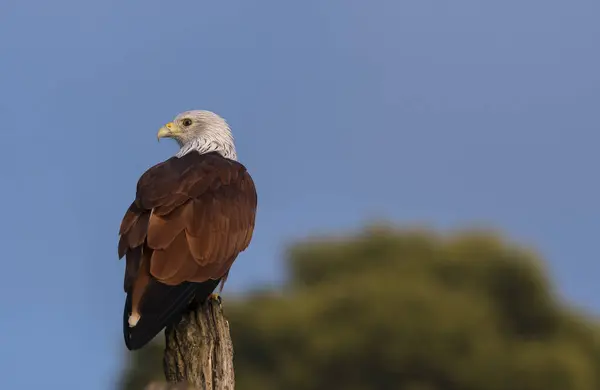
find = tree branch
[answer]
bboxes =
[163,298,235,390]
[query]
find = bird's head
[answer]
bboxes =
[157,110,237,160]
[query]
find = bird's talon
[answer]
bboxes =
[209,293,222,305]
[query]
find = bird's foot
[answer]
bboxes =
[208,293,222,305]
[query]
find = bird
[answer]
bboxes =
[117,110,257,350]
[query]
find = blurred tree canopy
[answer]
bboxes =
[119,225,600,390]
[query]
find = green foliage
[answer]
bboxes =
[118,341,165,390]
[119,225,600,390]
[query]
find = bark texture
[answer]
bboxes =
[163,298,235,390]
[145,382,196,390]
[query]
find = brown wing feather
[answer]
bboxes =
[126,211,150,248]
[123,245,141,292]
[146,202,190,249]
[149,232,194,281]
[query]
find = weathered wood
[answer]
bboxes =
[145,381,196,390]
[163,298,235,390]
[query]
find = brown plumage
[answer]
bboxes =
[118,151,257,350]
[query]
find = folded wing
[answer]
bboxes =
[117,152,257,350]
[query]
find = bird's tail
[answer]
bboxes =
[123,278,221,350]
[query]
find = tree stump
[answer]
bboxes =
[163,298,235,390]
[145,382,197,390]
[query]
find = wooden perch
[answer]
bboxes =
[162,298,235,390]
[145,382,197,390]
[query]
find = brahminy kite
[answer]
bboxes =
[117,110,257,350]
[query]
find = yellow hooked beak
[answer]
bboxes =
[157,122,180,141]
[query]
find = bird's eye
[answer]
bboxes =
[182,118,193,127]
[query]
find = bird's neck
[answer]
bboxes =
[176,137,238,161]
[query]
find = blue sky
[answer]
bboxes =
[1,0,599,388]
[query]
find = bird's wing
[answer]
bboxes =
[117,151,257,349]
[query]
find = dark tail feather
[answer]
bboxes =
[123,279,221,350]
